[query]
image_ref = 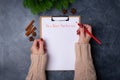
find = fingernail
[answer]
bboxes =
[77,30,80,35]
[40,38,43,41]
[37,42,39,48]
[80,24,84,28]
[77,32,80,35]
[81,24,84,28]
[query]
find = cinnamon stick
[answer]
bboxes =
[25,20,35,31]
[25,27,37,36]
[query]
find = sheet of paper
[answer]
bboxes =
[40,16,80,70]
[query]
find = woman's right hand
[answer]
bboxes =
[77,24,92,44]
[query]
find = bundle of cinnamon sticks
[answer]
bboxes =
[25,20,37,41]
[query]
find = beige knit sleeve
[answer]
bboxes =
[26,53,47,80]
[74,43,97,80]
[37,53,47,80]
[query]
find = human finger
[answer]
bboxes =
[80,26,85,37]
[77,28,80,35]
[40,38,44,50]
[83,24,92,38]
[32,39,38,48]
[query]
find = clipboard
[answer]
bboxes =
[40,16,80,70]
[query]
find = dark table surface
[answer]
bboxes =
[0,0,120,80]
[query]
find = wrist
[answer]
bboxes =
[32,52,39,55]
[79,42,89,44]
[78,39,90,44]
[78,40,89,44]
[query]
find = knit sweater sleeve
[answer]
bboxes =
[74,43,97,80]
[37,53,47,80]
[26,53,47,80]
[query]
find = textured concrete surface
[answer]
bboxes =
[0,0,120,80]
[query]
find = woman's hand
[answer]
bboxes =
[31,38,45,55]
[77,24,92,44]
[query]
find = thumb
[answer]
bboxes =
[40,38,44,50]
[80,27,85,38]
[39,38,44,54]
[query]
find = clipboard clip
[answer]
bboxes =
[51,16,69,21]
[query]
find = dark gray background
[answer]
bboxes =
[0,0,120,80]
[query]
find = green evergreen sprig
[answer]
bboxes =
[23,0,74,14]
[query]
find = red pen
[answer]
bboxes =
[77,23,101,45]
